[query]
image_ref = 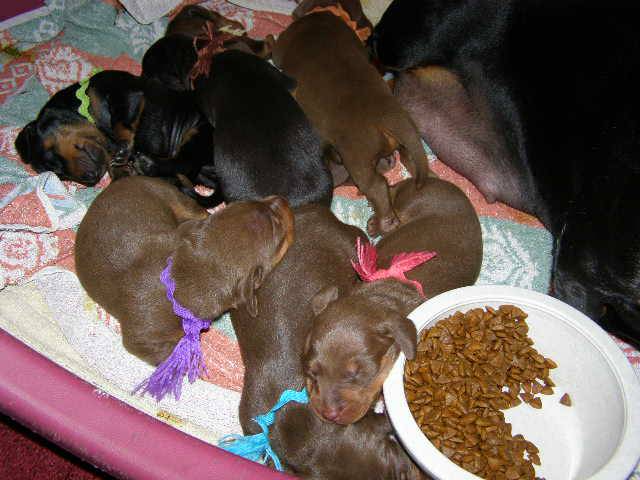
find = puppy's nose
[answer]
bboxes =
[320,406,341,422]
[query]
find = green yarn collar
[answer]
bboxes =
[75,68,102,124]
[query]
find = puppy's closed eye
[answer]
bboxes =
[344,361,360,380]
[305,363,320,379]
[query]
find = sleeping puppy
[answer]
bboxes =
[15,69,219,205]
[193,49,333,207]
[304,279,421,425]
[231,204,422,479]
[141,4,271,92]
[371,0,640,346]
[376,178,482,298]
[271,0,430,235]
[75,176,293,365]
[303,178,482,425]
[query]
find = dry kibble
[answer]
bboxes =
[540,386,554,395]
[560,393,572,406]
[405,305,557,480]
[528,397,543,409]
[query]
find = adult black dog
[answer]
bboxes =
[15,69,219,205]
[370,0,640,347]
[193,50,333,207]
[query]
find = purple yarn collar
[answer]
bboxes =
[134,257,211,401]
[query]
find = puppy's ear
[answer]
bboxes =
[108,89,145,132]
[376,314,417,360]
[311,285,339,316]
[240,265,264,317]
[302,330,313,359]
[15,122,37,163]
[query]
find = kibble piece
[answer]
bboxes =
[540,386,554,395]
[528,397,543,409]
[559,393,572,406]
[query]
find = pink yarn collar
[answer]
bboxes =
[351,237,437,297]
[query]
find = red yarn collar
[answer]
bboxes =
[351,237,436,297]
[189,22,236,85]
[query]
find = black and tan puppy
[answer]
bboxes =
[194,49,333,207]
[75,176,294,365]
[371,0,640,346]
[231,205,423,479]
[15,69,218,205]
[271,0,430,235]
[303,178,482,425]
[141,5,270,92]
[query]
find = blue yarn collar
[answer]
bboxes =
[218,387,309,471]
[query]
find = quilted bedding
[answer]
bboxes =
[0,0,637,477]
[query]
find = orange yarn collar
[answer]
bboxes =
[307,4,372,43]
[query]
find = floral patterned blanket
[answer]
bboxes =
[0,0,637,477]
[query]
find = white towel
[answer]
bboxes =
[118,0,182,24]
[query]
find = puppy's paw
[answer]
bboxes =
[369,214,400,237]
[367,215,381,237]
[376,151,397,174]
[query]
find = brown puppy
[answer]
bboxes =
[165,5,245,37]
[271,0,430,236]
[377,178,483,297]
[303,178,483,425]
[304,279,421,425]
[231,205,422,479]
[75,176,293,365]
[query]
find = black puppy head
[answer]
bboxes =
[15,104,109,186]
[303,280,419,425]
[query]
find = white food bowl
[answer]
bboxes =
[383,285,640,480]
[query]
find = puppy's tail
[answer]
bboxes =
[378,122,430,190]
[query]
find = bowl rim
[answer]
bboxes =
[383,285,640,480]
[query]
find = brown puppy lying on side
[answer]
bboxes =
[304,178,482,425]
[231,204,423,479]
[75,176,293,365]
[377,178,483,297]
[272,0,430,236]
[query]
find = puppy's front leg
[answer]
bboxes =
[361,174,398,236]
[108,143,136,180]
